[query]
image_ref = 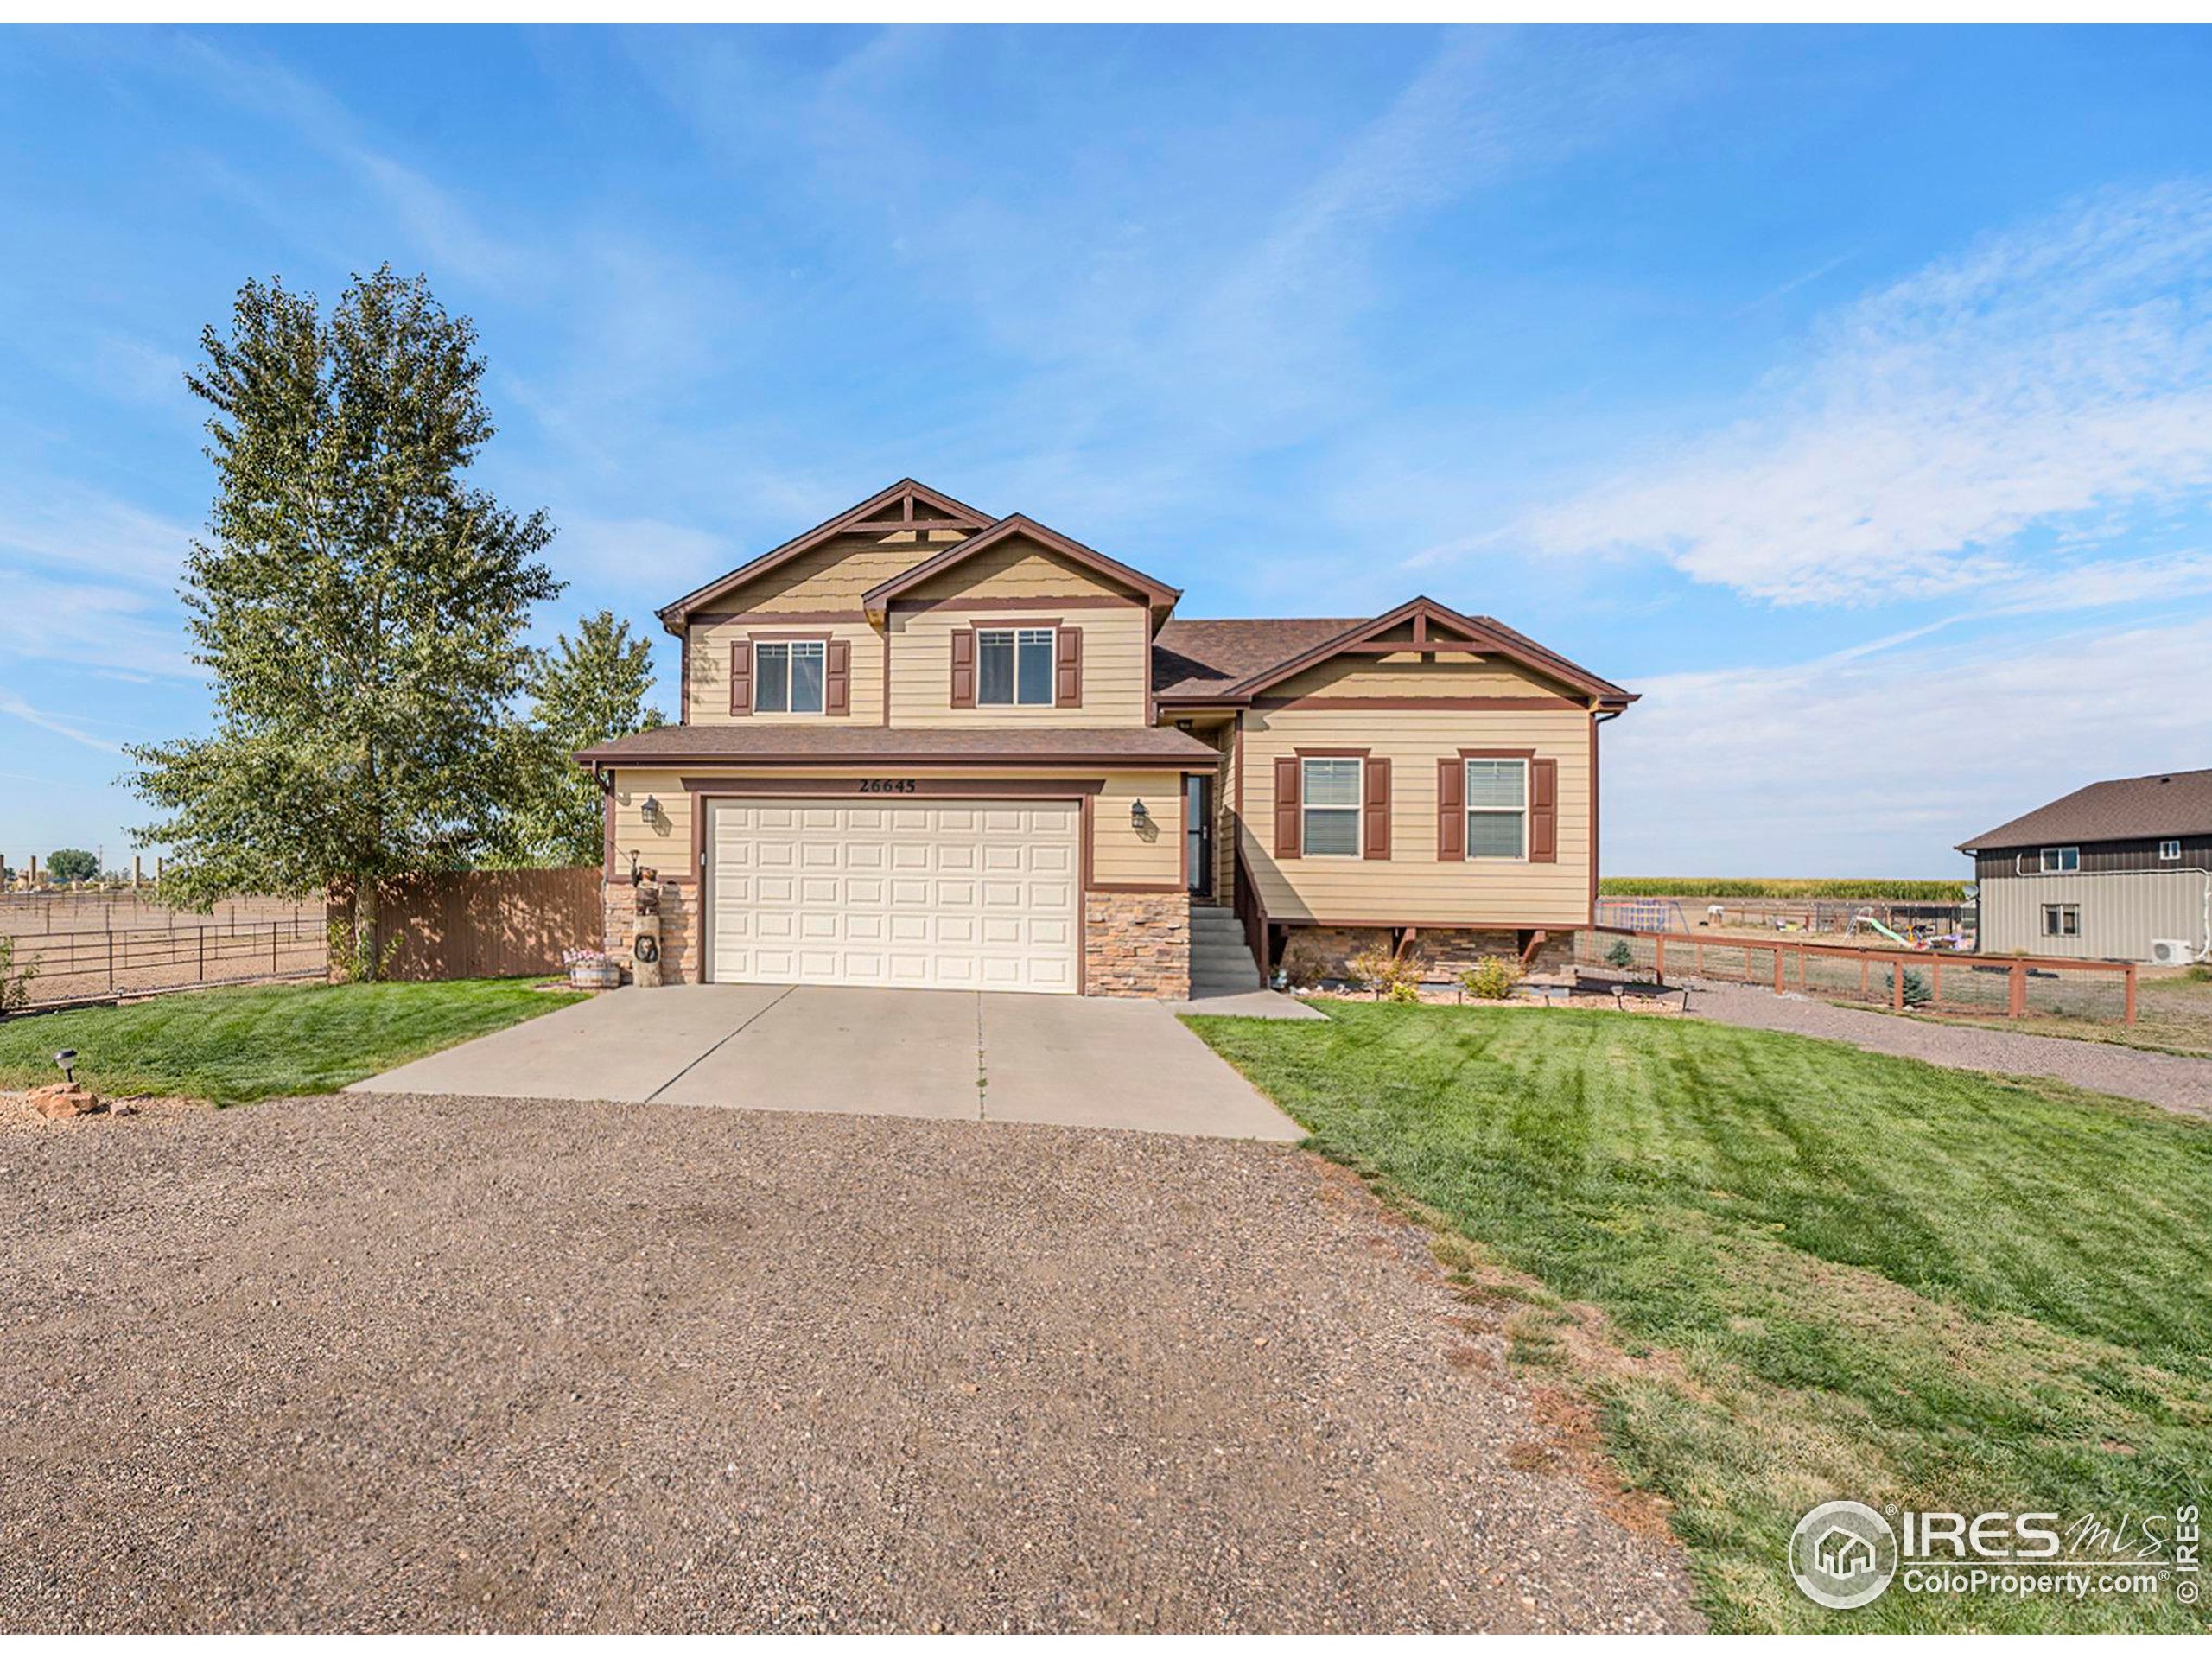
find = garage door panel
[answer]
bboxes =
[710,798,1082,993]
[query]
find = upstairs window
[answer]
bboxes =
[2161,839,2182,861]
[1300,757,1363,857]
[2042,902,2081,938]
[977,627,1055,706]
[2040,846,2080,873]
[1465,758,1528,860]
[754,640,825,714]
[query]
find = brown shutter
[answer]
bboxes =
[950,627,976,709]
[1529,757,1559,862]
[1273,756,1302,858]
[1362,758,1391,860]
[728,639,751,716]
[1055,626,1083,707]
[1436,758,1465,861]
[824,638,850,715]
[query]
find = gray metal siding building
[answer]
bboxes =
[1961,772,2212,963]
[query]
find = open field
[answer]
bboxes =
[0,978,582,1103]
[1601,878,1965,901]
[1189,1001,2212,1632]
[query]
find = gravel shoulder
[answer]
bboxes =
[0,1092,1700,1632]
[1685,981,2212,1116]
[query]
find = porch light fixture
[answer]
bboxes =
[640,794,661,819]
[1130,798,1148,828]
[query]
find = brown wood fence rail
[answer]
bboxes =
[327,867,602,982]
[1581,925,2138,1026]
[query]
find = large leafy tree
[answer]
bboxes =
[494,611,664,868]
[130,267,562,972]
[46,849,99,884]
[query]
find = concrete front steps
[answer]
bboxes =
[1189,904,1265,996]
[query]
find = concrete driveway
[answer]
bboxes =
[353,985,1303,1141]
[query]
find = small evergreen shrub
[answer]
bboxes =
[1460,956,1523,1001]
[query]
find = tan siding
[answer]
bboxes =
[1092,772,1184,887]
[895,532,1143,603]
[688,619,886,724]
[1268,653,1573,700]
[695,530,963,613]
[608,765,1195,895]
[608,767,696,880]
[1238,706,1592,926]
[887,606,1149,727]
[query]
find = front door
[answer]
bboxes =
[1185,773,1213,899]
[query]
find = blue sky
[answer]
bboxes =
[3,24,2209,876]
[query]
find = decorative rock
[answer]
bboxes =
[27,1082,104,1119]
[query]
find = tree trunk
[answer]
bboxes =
[356,879,380,982]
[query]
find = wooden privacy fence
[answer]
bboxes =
[1580,926,2138,1026]
[328,866,602,982]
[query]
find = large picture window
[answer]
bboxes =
[754,639,825,714]
[977,627,1055,706]
[1465,757,1528,859]
[1300,757,1362,856]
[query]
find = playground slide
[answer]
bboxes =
[1850,912,1916,948]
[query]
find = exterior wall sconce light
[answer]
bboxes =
[1130,798,1148,828]
[640,795,661,819]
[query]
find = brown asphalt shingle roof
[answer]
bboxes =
[1151,618,1368,699]
[1152,612,1632,704]
[576,724,1220,766]
[1960,768,2212,850]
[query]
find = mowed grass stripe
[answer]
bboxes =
[1187,1001,2212,1633]
[0,978,584,1103]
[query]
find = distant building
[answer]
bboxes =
[1959,770,2211,963]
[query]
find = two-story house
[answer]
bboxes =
[576,480,1637,998]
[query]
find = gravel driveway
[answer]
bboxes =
[0,1093,1699,1632]
[1686,981,2212,1115]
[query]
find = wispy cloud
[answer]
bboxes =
[0,484,194,588]
[0,689,124,753]
[1605,611,2212,875]
[170,34,529,290]
[1519,182,2212,605]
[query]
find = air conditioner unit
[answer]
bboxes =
[2150,939,2198,967]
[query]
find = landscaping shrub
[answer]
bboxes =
[1604,938,1636,972]
[1459,955,1522,1001]
[0,937,34,1014]
[1346,944,1427,1002]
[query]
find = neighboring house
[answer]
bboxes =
[1960,769,2212,963]
[577,480,1635,998]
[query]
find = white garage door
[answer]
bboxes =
[709,798,1081,993]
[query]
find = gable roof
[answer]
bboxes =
[1960,768,2212,851]
[1153,618,1367,699]
[859,513,1181,611]
[1153,597,1635,708]
[656,479,994,629]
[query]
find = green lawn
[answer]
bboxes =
[1187,1001,2212,1634]
[0,977,583,1103]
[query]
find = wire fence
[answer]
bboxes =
[2,915,328,1008]
[1578,926,2137,1027]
